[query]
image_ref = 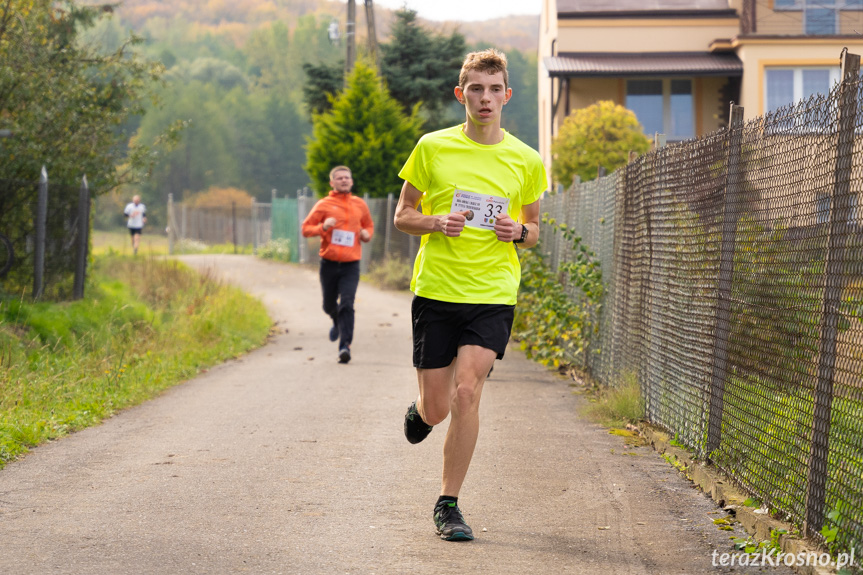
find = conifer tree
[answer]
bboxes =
[305,60,422,199]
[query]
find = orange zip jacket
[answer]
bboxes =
[301,191,374,262]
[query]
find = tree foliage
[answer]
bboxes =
[305,60,422,199]
[303,9,467,130]
[551,100,651,185]
[379,9,466,130]
[0,0,174,189]
[301,61,345,116]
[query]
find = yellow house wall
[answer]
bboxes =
[735,41,863,118]
[538,0,559,187]
[700,76,728,134]
[556,20,740,52]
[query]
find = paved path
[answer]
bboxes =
[0,255,792,574]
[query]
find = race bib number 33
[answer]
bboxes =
[450,189,509,231]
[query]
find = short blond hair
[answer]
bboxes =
[459,48,509,90]
[329,165,352,180]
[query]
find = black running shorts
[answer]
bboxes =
[411,295,515,369]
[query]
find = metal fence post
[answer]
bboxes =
[385,192,394,259]
[707,104,745,457]
[167,193,175,255]
[361,193,370,274]
[33,166,48,299]
[231,202,238,254]
[804,50,860,538]
[251,198,258,255]
[72,176,90,300]
[298,194,308,264]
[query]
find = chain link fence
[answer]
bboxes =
[0,168,91,300]
[547,50,863,555]
[168,193,419,274]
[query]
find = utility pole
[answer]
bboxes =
[346,0,356,76]
[365,0,377,65]
[345,0,377,78]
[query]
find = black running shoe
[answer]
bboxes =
[338,346,351,363]
[329,324,339,342]
[434,500,474,541]
[404,401,433,444]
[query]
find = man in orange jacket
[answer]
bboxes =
[301,166,374,363]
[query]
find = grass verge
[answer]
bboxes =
[0,254,271,468]
[579,371,645,429]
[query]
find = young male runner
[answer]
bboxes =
[301,166,374,363]
[394,48,546,541]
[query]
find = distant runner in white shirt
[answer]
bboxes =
[124,195,147,255]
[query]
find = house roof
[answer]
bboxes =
[544,52,743,78]
[557,0,738,18]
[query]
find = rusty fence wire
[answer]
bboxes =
[545,51,863,555]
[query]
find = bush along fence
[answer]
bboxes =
[166,191,420,274]
[542,49,863,558]
[0,167,91,300]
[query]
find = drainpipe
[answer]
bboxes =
[550,38,557,140]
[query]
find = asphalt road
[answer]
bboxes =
[0,255,794,574]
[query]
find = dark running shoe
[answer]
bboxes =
[338,346,351,363]
[434,500,474,541]
[404,401,433,444]
[329,324,339,342]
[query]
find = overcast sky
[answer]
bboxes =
[369,0,542,22]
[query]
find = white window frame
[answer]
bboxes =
[764,66,841,113]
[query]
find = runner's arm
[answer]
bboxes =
[394,180,469,237]
[516,200,540,249]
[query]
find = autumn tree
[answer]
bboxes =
[305,60,422,199]
[551,100,651,185]
[186,186,254,215]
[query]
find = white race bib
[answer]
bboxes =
[450,189,510,231]
[331,229,355,247]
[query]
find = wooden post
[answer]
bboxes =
[33,166,48,299]
[72,176,90,300]
[803,49,860,538]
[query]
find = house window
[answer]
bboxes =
[773,0,863,34]
[815,193,859,224]
[626,79,694,141]
[765,67,840,112]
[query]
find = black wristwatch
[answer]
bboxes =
[513,223,528,244]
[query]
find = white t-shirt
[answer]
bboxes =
[124,202,146,229]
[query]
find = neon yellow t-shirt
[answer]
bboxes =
[398,124,547,305]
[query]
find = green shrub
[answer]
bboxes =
[367,257,412,291]
[257,238,292,263]
[581,372,645,428]
[513,217,603,371]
